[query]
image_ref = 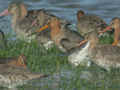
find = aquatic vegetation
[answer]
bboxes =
[0,34,120,90]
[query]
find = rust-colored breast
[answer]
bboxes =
[51,27,64,45]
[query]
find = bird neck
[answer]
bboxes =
[114,27,120,44]
[50,23,62,39]
[11,14,18,29]
[89,38,98,50]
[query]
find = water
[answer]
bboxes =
[0,0,120,26]
[0,0,120,33]
[0,0,120,89]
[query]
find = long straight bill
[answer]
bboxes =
[79,40,88,46]
[98,26,112,34]
[30,24,49,35]
[0,9,9,16]
[35,24,49,33]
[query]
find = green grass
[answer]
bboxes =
[0,34,120,90]
[99,34,114,44]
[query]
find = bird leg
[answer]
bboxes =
[0,9,9,16]
[35,24,49,33]
[112,28,120,46]
[112,41,119,46]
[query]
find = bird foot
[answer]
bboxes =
[112,41,118,46]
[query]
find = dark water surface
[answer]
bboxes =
[0,0,119,34]
[0,0,120,33]
[0,0,120,26]
[0,0,120,90]
[0,0,120,34]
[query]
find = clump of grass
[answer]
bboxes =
[0,39,68,73]
[99,34,114,44]
[1,34,120,90]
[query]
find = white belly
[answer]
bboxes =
[43,41,54,49]
[68,42,91,67]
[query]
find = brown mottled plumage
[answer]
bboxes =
[0,2,70,49]
[77,10,108,36]
[49,17,83,52]
[69,31,120,70]
[0,64,47,89]
[86,32,120,70]
[0,2,38,41]
[0,54,26,68]
[33,9,71,49]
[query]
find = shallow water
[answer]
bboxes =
[0,0,120,90]
[0,0,120,33]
